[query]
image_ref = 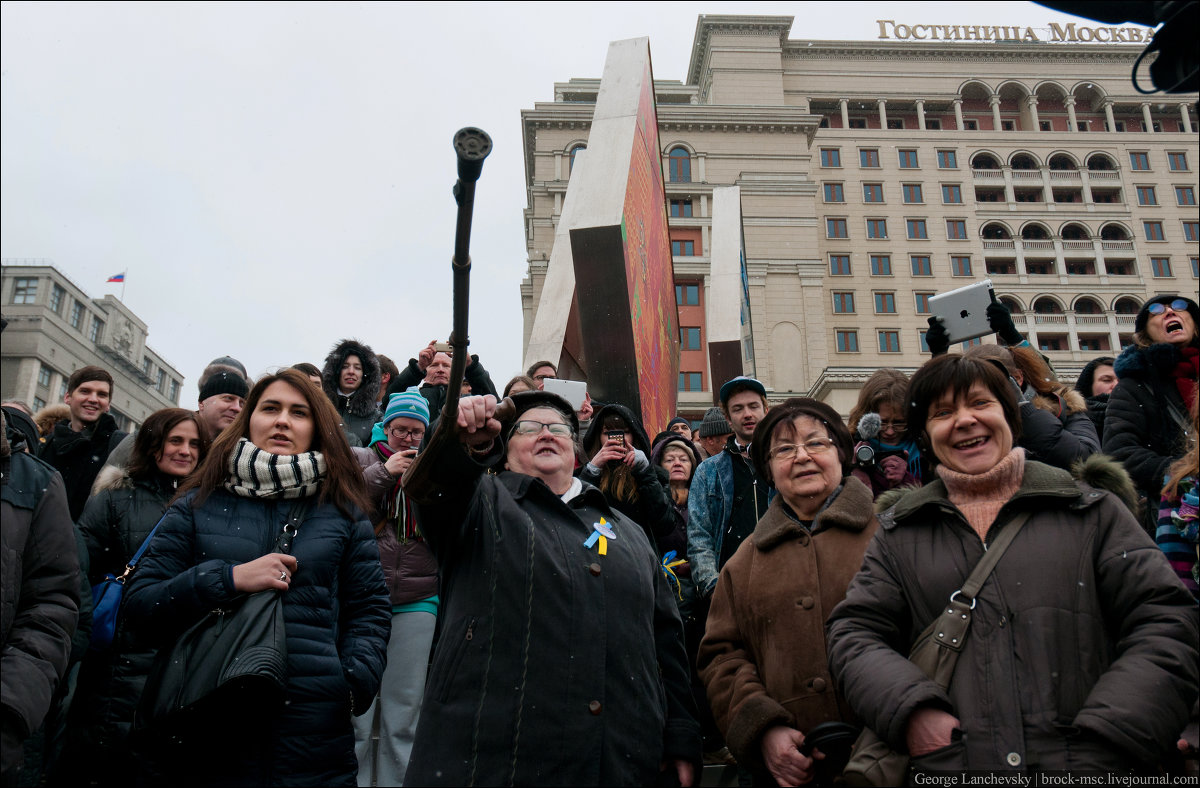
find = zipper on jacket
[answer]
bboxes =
[465,617,476,641]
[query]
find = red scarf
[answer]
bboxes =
[372,441,422,542]
[1174,346,1199,407]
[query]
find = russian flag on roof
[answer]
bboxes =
[106,273,125,283]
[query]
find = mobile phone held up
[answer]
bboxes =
[605,430,625,447]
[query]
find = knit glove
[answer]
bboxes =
[987,298,1023,346]
[630,448,650,472]
[925,316,951,357]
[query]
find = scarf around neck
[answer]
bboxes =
[225,437,326,499]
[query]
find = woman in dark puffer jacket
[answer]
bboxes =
[1104,295,1200,536]
[123,369,390,787]
[60,409,210,787]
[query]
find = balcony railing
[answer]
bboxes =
[972,169,1002,179]
[983,239,1015,249]
[1048,170,1082,181]
[1023,240,1054,250]
[1033,314,1067,324]
[1102,240,1134,251]
[1011,170,1042,180]
[1063,241,1093,250]
[1075,315,1108,324]
[1088,171,1120,180]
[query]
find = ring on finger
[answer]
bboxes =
[279,571,288,581]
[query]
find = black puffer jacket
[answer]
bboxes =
[1,428,80,775]
[826,459,1198,774]
[62,467,177,779]
[123,489,390,786]
[1104,342,1192,534]
[321,339,382,448]
[579,403,680,549]
[38,413,126,520]
[1016,389,1098,470]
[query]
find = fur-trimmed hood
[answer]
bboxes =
[1029,387,1088,417]
[873,452,1137,517]
[1114,342,1181,383]
[321,338,382,419]
[90,463,132,496]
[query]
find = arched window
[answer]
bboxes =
[1074,297,1103,314]
[669,147,692,183]
[1021,225,1050,240]
[1000,296,1024,314]
[568,144,586,174]
[1087,154,1116,171]
[971,153,1001,170]
[1048,153,1076,171]
[1060,224,1089,240]
[1114,297,1140,314]
[1100,224,1131,241]
[1011,154,1038,170]
[982,222,1012,240]
[1033,297,1063,314]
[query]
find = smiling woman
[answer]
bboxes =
[827,354,1198,776]
[122,369,389,786]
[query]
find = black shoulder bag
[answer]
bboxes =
[136,500,307,757]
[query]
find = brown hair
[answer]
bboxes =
[750,398,853,485]
[526,360,557,377]
[67,365,114,395]
[175,369,370,518]
[1163,386,1199,499]
[719,387,769,421]
[290,362,321,378]
[126,408,212,481]
[848,369,911,438]
[906,354,1023,464]
[503,375,538,398]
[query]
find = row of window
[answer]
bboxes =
[831,253,970,277]
[12,278,107,341]
[1143,220,1199,242]
[819,147,1192,173]
[825,115,1193,135]
[1134,185,1197,206]
[825,217,969,240]
[1129,151,1190,171]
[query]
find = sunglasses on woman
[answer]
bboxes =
[1147,299,1190,315]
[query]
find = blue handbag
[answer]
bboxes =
[89,516,165,651]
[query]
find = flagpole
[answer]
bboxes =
[121,269,127,302]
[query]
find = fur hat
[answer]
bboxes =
[321,339,382,418]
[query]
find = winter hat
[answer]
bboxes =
[1134,295,1200,335]
[698,407,732,438]
[198,371,249,402]
[719,375,766,405]
[207,356,248,378]
[382,387,430,428]
[666,416,691,433]
[651,432,701,470]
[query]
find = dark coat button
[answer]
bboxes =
[811,678,827,692]
[589,563,602,576]
[801,597,815,609]
[589,700,602,715]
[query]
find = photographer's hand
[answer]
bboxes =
[925,316,951,357]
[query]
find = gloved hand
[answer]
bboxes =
[926,316,950,356]
[987,298,1023,346]
[878,454,909,484]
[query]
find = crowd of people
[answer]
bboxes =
[1,293,1197,787]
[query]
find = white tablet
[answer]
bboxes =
[542,378,587,411]
[929,279,995,344]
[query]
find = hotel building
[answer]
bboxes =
[521,14,1198,416]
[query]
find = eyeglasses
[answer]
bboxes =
[768,438,836,463]
[532,374,557,381]
[879,420,908,431]
[1147,299,1190,315]
[510,419,573,438]
[388,426,425,441]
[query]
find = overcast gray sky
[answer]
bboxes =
[2,1,1112,395]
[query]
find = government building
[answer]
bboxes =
[1,261,183,430]
[519,14,1199,416]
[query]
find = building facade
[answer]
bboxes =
[1,262,182,430]
[520,15,1199,418]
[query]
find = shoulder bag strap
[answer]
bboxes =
[274,499,310,555]
[961,510,1031,599]
[119,512,169,581]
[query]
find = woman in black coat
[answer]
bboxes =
[60,408,210,786]
[1104,295,1200,535]
[123,370,390,787]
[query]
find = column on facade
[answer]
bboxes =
[1107,313,1121,355]
[1141,103,1154,132]
[877,99,888,129]
[1092,236,1108,278]
[1025,96,1040,130]
[1079,168,1095,205]
[916,99,926,130]
[1052,236,1066,278]
[989,94,1002,131]
[1001,166,1016,204]
[697,155,706,183]
[839,99,850,129]
[1014,239,1029,282]
[1064,96,1078,131]
[1066,312,1081,352]
[1179,104,1193,134]
[1039,167,1053,205]
[1103,101,1116,133]
[953,99,965,131]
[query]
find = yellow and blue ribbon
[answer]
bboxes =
[583,517,616,556]
[660,550,688,600]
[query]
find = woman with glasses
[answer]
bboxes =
[848,369,925,500]
[698,398,876,786]
[349,388,436,787]
[403,391,701,786]
[1105,295,1200,535]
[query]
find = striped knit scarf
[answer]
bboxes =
[225,437,326,499]
[373,441,421,542]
